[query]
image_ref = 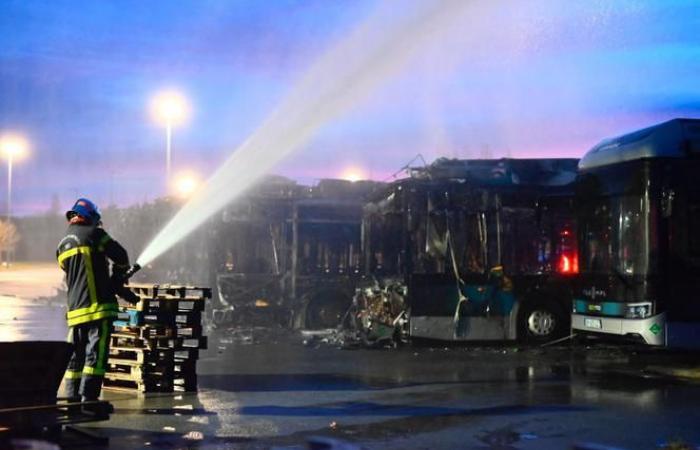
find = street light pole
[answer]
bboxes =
[0,132,28,266]
[6,153,13,222]
[150,89,190,190]
[166,120,172,185]
[0,133,28,222]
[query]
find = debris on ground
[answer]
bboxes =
[645,366,700,381]
[182,431,204,441]
[349,279,408,347]
[300,329,360,349]
[301,279,410,350]
[215,326,293,346]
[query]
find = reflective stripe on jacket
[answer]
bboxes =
[57,224,130,327]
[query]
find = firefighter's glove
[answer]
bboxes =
[110,272,125,287]
[111,267,139,305]
[114,284,140,305]
[111,265,129,285]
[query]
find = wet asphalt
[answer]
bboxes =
[3,298,700,449]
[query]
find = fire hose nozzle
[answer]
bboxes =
[123,263,141,280]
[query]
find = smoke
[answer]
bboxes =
[137,0,473,266]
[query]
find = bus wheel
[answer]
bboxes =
[518,300,564,343]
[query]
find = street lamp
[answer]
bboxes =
[340,166,367,182]
[149,89,190,185]
[0,133,29,221]
[171,171,201,200]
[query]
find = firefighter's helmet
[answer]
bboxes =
[66,198,101,223]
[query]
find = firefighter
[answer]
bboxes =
[57,198,138,402]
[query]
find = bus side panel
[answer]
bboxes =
[410,316,509,341]
[408,273,514,341]
[665,162,700,325]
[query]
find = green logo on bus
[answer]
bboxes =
[649,323,661,335]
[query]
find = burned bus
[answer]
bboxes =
[359,158,579,343]
[572,118,700,347]
[210,176,384,329]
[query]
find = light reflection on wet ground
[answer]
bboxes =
[0,264,66,341]
[77,330,700,450]
[2,274,700,448]
[0,263,64,299]
[0,296,66,342]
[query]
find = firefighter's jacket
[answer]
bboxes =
[57,224,130,327]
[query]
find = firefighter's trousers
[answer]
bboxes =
[64,319,113,401]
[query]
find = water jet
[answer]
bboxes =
[136,0,471,267]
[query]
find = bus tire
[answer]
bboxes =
[518,299,567,344]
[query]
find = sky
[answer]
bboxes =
[1,0,699,215]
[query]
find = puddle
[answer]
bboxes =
[197,373,411,392]
[236,401,589,418]
[118,407,217,416]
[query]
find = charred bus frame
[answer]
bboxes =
[361,158,579,343]
[210,177,383,329]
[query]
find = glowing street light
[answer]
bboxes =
[171,171,201,200]
[340,166,367,182]
[149,89,190,185]
[0,133,29,221]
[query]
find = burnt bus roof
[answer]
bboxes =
[365,158,578,206]
[405,157,578,187]
[579,118,700,170]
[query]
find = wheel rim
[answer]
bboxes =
[527,309,556,336]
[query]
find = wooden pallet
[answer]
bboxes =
[105,356,173,372]
[173,374,198,392]
[174,358,196,374]
[112,324,203,340]
[110,334,205,351]
[103,377,173,393]
[112,324,174,339]
[109,346,174,364]
[173,325,203,338]
[127,284,212,301]
[174,311,202,327]
[181,336,207,350]
[105,364,173,381]
[111,333,183,350]
[132,297,206,314]
[116,309,202,327]
[107,283,209,394]
[173,348,199,360]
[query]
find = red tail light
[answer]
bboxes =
[558,252,579,274]
[560,255,571,273]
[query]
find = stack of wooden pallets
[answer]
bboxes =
[103,284,210,393]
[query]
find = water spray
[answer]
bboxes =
[136,0,472,267]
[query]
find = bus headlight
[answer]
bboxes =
[625,303,652,319]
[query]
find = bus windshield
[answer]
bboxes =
[580,195,656,276]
